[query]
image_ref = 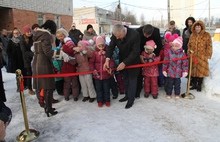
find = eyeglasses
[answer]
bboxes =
[13,32,19,34]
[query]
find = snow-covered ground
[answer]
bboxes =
[3,42,220,142]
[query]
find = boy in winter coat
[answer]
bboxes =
[141,40,160,99]
[89,36,115,107]
[162,37,188,99]
[73,40,96,102]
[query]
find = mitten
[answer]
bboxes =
[31,45,35,52]
[93,70,100,78]
[163,71,167,77]
[82,50,87,54]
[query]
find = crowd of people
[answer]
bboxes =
[0,16,213,139]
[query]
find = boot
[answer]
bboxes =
[28,89,35,95]
[39,96,45,108]
[197,77,203,92]
[44,89,58,117]
[190,77,198,90]
[119,96,128,102]
[125,100,134,109]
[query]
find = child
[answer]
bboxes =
[89,36,115,107]
[56,28,79,101]
[141,40,160,99]
[162,37,188,99]
[73,40,96,102]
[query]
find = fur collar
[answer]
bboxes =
[36,28,51,35]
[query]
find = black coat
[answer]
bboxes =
[106,27,141,75]
[69,29,83,43]
[6,39,25,73]
[20,35,34,68]
[136,26,163,56]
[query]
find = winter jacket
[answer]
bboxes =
[89,45,115,80]
[6,37,25,73]
[20,35,34,68]
[74,49,94,73]
[52,60,63,82]
[141,51,160,77]
[61,39,77,73]
[0,35,9,53]
[32,28,55,90]
[82,30,97,40]
[188,20,212,78]
[69,29,83,43]
[136,26,163,56]
[107,27,141,76]
[163,48,188,78]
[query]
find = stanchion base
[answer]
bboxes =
[17,129,40,142]
[181,92,195,99]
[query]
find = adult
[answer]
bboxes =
[33,20,58,117]
[182,17,196,53]
[165,20,181,36]
[188,20,212,92]
[104,24,140,109]
[69,23,83,43]
[82,24,97,40]
[20,25,35,95]
[0,29,9,72]
[0,39,6,102]
[135,24,163,98]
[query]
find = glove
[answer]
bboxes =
[163,71,167,77]
[61,51,69,62]
[182,72,188,78]
[93,70,100,78]
[31,45,35,52]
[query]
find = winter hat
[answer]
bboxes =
[144,40,156,50]
[22,25,31,34]
[64,37,76,47]
[87,24,93,30]
[94,35,106,46]
[78,40,89,50]
[172,37,183,48]
[71,23,76,27]
[164,31,178,42]
[56,28,69,37]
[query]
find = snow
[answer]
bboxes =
[3,42,220,142]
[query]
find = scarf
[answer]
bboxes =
[11,36,20,44]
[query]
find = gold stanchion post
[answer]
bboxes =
[181,50,195,99]
[15,69,40,142]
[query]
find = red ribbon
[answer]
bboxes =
[23,56,196,79]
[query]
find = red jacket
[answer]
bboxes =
[89,46,115,80]
[141,51,160,77]
[61,41,77,73]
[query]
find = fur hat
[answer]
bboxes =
[93,35,106,46]
[22,25,31,34]
[164,31,179,42]
[87,24,93,30]
[144,40,156,50]
[172,37,183,48]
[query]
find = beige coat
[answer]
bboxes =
[188,20,212,77]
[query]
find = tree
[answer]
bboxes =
[140,13,145,26]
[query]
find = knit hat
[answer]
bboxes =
[71,23,76,27]
[172,37,183,48]
[78,40,89,50]
[94,35,106,46]
[87,24,93,30]
[144,40,156,50]
[164,31,179,42]
[22,25,31,34]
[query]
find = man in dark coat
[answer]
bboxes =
[104,24,140,109]
[136,24,163,98]
[68,23,83,44]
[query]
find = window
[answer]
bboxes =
[54,15,60,28]
[37,14,45,26]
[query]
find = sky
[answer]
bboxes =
[3,41,220,142]
[73,0,220,21]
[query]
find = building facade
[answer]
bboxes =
[170,0,195,29]
[0,0,73,33]
[73,7,130,35]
